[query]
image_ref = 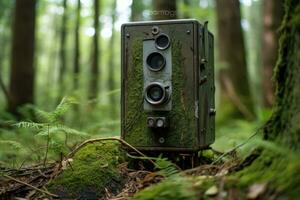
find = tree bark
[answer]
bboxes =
[262,0,284,107]
[264,0,300,149]
[0,11,11,105]
[88,0,100,100]
[0,76,9,104]
[107,0,117,117]
[216,0,255,120]
[73,0,81,91]
[8,0,36,115]
[239,2,300,196]
[152,0,177,20]
[131,0,144,21]
[58,0,68,100]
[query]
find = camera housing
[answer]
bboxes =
[121,19,215,152]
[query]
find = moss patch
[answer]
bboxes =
[234,0,300,198]
[235,149,300,198]
[48,141,127,199]
[132,176,197,200]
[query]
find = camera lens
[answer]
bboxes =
[148,85,163,101]
[146,52,165,71]
[145,82,167,105]
[155,34,170,50]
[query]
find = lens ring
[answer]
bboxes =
[155,34,170,50]
[146,52,166,71]
[145,82,167,105]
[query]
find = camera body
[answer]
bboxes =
[121,19,215,153]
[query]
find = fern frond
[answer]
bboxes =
[51,96,78,120]
[36,125,87,137]
[32,107,54,123]
[14,121,46,129]
[0,140,23,149]
[154,155,179,177]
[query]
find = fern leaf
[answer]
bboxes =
[14,121,45,129]
[33,107,55,123]
[36,125,87,137]
[52,96,78,120]
[0,140,23,149]
[154,155,179,177]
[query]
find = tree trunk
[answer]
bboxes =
[0,76,9,104]
[0,11,10,105]
[262,0,284,107]
[58,0,68,100]
[8,0,36,115]
[216,0,255,120]
[238,2,300,197]
[245,1,263,110]
[264,0,300,148]
[107,0,117,117]
[73,0,81,91]
[131,0,144,21]
[152,0,177,20]
[88,0,100,100]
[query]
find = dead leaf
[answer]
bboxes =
[247,183,267,199]
[205,185,218,196]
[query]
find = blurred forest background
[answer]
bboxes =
[0,0,283,167]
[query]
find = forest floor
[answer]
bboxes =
[0,129,282,200]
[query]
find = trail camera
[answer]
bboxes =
[121,19,215,153]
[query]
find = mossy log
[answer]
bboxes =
[48,141,128,199]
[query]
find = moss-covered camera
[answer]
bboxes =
[121,19,215,153]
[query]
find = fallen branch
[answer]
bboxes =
[3,174,58,197]
[67,137,157,166]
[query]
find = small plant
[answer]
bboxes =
[14,97,87,164]
[154,155,179,177]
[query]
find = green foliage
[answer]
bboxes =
[236,146,300,198]
[0,97,88,167]
[15,97,87,140]
[213,119,265,153]
[0,140,22,150]
[154,155,179,177]
[132,176,197,200]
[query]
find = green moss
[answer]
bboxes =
[124,38,196,148]
[235,149,300,198]
[48,141,127,199]
[242,1,300,197]
[132,176,197,200]
[265,0,300,147]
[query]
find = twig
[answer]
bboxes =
[211,126,263,165]
[67,137,157,166]
[2,174,58,197]
[183,126,264,175]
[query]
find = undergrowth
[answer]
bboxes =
[0,97,88,167]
